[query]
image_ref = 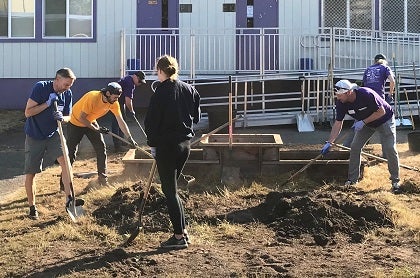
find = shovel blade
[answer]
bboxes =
[296,113,315,132]
[66,206,85,223]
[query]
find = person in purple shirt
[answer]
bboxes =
[111,71,146,152]
[320,79,401,194]
[363,53,395,104]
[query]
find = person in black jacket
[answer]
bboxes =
[144,55,201,249]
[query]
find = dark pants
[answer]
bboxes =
[66,122,107,179]
[155,140,190,235]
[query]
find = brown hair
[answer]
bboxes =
[156,55,179,80]
[56,68,76,80]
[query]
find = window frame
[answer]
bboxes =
[0,0,96,42]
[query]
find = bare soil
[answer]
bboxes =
[0,111,419,278]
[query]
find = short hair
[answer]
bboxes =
[56,68,76,80]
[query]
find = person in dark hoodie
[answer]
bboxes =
[144,55,201,249]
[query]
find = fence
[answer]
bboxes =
[122,27,420,78]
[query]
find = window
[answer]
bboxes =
[44,0,93,38]
[179,4,191,13]
[0,0,93,40]
[223,4,235,12]
[323,0,420,33]
[382,0,420,33]
[323,0,371,29]
[0,0,35,38]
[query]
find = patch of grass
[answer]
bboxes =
[0,110,25,133]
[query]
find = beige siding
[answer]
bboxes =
[0,0,136,78]
[279,0,319,31]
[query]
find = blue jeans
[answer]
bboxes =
[348,116,399,183]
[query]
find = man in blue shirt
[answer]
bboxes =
[23,68,83,219]
[111,71,146,152]
[320,79,401,194]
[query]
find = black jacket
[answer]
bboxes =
[144,79,201,147]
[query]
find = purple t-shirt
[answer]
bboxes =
[117,75,135,108]
[362,63,393,98]
[336,87,393,128]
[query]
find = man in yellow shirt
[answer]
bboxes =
[66,82,137,185]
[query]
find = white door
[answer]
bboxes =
[179,0,236,75]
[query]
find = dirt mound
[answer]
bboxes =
[93,182,187,234]
[258,189,394,246]
[94,182,395,247]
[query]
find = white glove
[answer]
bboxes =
[150,147,156,158]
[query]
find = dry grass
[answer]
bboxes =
[0,110,419,277]
[0,110,25,132]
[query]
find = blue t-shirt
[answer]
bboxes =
[24,80,72,140]
[117,75,135,108]
[336,87,393,128]
[362,63,393,98]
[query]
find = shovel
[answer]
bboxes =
[53,102,84,222]
[296,77,315,132]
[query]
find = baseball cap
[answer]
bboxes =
[105,82,122,95]
[135,71,147,84]
[334,80,358,94]
[374,53,387,60]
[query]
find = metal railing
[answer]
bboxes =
[122,27,420,78]
[122,27,420,128]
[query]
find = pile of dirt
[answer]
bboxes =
[259,189,394,245]
[93,182,188,234]
[94,182,395,247]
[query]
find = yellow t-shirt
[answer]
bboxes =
[70,91,122,127]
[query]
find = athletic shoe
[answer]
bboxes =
[160,235,188,249]
[391,182,402,194]
[29,205,39,220]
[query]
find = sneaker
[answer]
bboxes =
[160,235,188,249]
[29,205,39,220]
[391,182,402,194]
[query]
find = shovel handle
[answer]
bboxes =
[331,142,419,172]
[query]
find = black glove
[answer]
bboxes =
[127,136,138,147]
[98,126,110,134]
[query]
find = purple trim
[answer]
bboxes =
[375,0,379,30]
[0,77,115,110]
[0,0,97,43]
